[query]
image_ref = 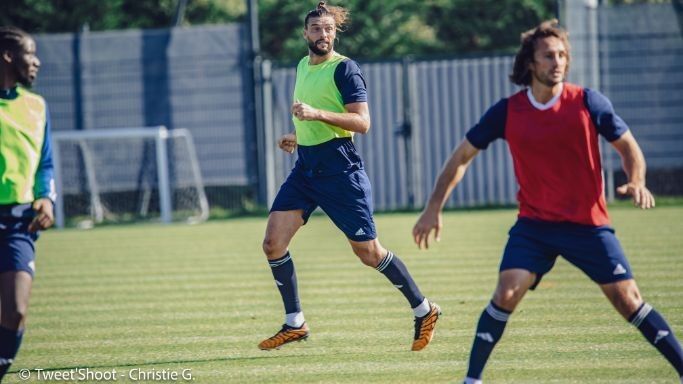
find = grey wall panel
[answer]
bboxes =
[357,62,408,210]
[270,66,298,188]
[412,57,518,210]
[34,33,77,133]
[600,4,683,170]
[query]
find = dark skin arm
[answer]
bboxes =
[28,197,54,232]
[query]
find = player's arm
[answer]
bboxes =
[291,100,370,134]
[610,130,655,209]
[584,88,654,210]
[413,138,480,249]
[29,111,56,232]
[413,98,506,249]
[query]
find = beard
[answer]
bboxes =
[532,70,564,88]
[307,38,333,56]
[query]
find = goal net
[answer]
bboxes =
[52,126,209,228]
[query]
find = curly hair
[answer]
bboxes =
[509,19,571,86]
[304,1,350,32]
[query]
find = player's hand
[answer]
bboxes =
[616,182,655,209]
[291,100,320,121]
[278,133,297,154]
[29,197,55,232]
[412,207,443,250]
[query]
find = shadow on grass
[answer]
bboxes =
[10,353,303,373]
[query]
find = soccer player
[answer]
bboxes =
[0,26,55,382]
[412,19,683,383]
[258,2,440,351]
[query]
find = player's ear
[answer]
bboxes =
[1,49,14,64]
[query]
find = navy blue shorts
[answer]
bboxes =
[270,168,377,242]
[0,210,38,277]
[500,218,633,289]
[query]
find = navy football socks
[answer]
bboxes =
[466,301,511,380]
[268,252,301,316]
[376,251,424,308]
[0,326,23,381]
[630,302,683,376]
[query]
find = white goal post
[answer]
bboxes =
[52,126,209,228]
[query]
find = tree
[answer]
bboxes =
[258,0,557,62]
[0,0,243,32]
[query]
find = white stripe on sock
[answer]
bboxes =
[630,303,653,327]
[269,253,291,268]
[485,303,510,322]
[375,251,394,272]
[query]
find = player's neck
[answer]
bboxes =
[308,50,335,65]
[0,71,17,90]
[529,81,563,104]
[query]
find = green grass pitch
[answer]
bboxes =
[7,205,683,383]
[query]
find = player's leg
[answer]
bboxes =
[348,237,441,351]
[315,169,441,350]
[0,230,35,381]
[258,170,317,350]
[263,209,305,316]
[0,271,32,381]
[463,269,535,384]
[562,225,682,379]
[348,238,426,311]
[464,219,556,384]
[601,279,683,379]
[318,168,426,311]
[258,210,310,350]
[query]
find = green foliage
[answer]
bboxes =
[259,0,557,62]
[0,0,244,32]
[422,0,556,55]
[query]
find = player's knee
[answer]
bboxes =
[492,288,523,312]
[603,280,643,319]
[614,290,643,319]
[354,249,376,267]
[352,247,382,268]
[262,237,287,259]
